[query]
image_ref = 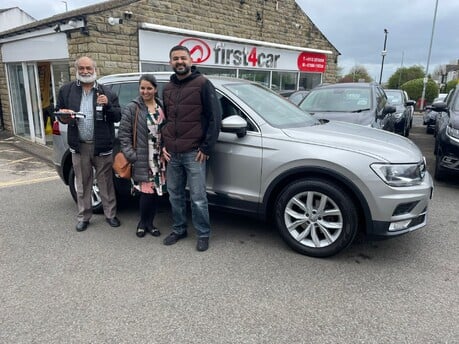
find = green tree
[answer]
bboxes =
[445,79,458,93]
[401,78,438,109]
[387,65,425,89]
[339,65,373,83]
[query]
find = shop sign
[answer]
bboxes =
[297,52,327,73]
[139,30,328,72]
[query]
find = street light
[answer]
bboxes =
[420,0,439,111]
[378,28,388,85]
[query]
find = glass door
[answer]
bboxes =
[27,63,45,144]
[8,63,30,138]
[7,62,45,144]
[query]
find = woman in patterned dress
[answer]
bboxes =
[118,74,167,237]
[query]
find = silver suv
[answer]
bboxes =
[53,73,433,257]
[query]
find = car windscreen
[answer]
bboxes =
[299,87,372,113]
[385,91,403,105]
[224,83,319,128]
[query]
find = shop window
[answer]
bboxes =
[298,72,322,90]
[272,71,298,92]
[239,69,270,89]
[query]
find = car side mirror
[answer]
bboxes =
[431,101,448,112]
[406,100,416,106]
[221,115,248,138]
[378,104,396,119]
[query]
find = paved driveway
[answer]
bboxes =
[0,133,58,189]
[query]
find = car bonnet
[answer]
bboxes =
[282,121,423,163]
[308,111,374,126]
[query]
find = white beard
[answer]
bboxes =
[76,72,97,84]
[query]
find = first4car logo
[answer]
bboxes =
[178,38,280,68]
[179,38,211,63]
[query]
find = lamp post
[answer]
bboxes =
[61,1,68,12]
[420,0,439,111]
[378,28,388,85]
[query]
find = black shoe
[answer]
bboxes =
[106,217,121,227]
[163,231,187,245]
[147,226,161,237]
[136,226,146,238]
[196,237,209,252]
[76,221,89,232]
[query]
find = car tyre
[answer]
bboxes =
[69,166,104,214]
[404,124,410,137]
[275,178,358,258]
[434,151,446,181]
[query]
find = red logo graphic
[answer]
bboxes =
[297,52,327,73]
[178,38,211,64]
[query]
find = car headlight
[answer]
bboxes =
[392,112,403,119]
[371,160,426,187]
[446,125,459,141]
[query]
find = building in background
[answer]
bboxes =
[0,0,340,146]
[0,7,36,32]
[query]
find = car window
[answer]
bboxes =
[289,91,309,105]
[110,82,138,108]
[104,81,166,108]
[219,94,256,132]
[225,82,318,128]
[451,88,459,111]
[375,87,386,111]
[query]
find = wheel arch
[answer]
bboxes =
[262,167,372,234]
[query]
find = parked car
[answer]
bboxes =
[53,73,433,257]
[297,82,397,131]
[404,90,415,129]
[385,89,416,137]
[423,93,449,134]
[286,90,310,105]
[431,86,459,180]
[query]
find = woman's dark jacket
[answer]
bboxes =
[56,81,121,155]
[161,67,222,156]
[118,96,163,182]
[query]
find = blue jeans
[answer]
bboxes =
[166,150,210,238]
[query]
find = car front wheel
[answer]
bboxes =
[68,166,104,213]
[275,178,358,258]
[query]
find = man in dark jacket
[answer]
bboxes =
[161,45,222,252]
[56,56,121,232]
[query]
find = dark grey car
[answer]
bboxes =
[53,74,433,257]
[385,89,416,137]
[298,82,396,131]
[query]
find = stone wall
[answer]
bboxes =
[0,49,11,131]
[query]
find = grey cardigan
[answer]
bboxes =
[118,96,162,182]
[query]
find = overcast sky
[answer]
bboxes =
[3,0,458,82]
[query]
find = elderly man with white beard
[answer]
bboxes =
[56,56,122,232]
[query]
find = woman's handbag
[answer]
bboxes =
[113,106,138,179]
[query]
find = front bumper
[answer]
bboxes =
[438,129,459,172]
[365,172,434,239]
